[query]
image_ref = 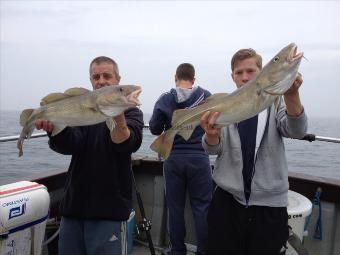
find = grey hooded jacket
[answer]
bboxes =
[202,100,308,207]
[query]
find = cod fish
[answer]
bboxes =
[18,85,141,157]
[151,43,303,159]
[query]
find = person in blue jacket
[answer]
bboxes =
[35,56,144,255]
[149,63,212,255]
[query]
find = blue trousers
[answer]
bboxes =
[164,153,212,255]
[58,216,128,255]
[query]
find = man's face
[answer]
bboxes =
[231,57,260,88]
[90,62,120,90]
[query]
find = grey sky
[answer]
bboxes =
[1,1,340,119]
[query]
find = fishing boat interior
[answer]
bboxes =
[0,134,340,255]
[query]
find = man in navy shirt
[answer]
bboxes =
[149,63,212,255]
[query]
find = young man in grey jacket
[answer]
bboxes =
[200,48,308,255]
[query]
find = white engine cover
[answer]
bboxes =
[0,181,50,255]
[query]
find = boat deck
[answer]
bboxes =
[132,242,196,255]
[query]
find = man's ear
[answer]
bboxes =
[175,75,178,82]
[192,78,196,84]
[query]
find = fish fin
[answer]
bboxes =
[98,104,125,117]
[262,89,283,96]
[263,71,296,96]
[51,124,66,136]
[274,96,282,113]
[150,130,177,159]
[171,108,191,126]
[297,72,302,80]
[106,118,116,132]
[177,124,196,141]
[198,93,229,105]
[40,93,70,106]
[97,94,126,117]
[19,109,34,126]
[64,87,90,96]
[40,87,89,106]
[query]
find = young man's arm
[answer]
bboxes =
[284,73,304,117]
[277,74,308,138]
[200,111,221,146]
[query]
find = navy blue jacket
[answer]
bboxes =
[149,86,211,155]
[48,108,143,221]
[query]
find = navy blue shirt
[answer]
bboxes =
[237,115,258,203]
[149,86,211,155]
[48,108,144,221]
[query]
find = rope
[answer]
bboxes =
[304,187,322,240]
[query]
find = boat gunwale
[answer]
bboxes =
[2,156,338,204]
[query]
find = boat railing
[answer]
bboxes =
[1,125,340,143]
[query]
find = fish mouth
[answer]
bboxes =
[127,89,142,106]
[288,44,304,64]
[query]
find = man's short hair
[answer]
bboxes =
[231,49,262,71]
[176,63,195,81]
[89,56,120,77]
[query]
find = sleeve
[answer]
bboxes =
[204,89,212,98]
[48,127,86,155]
[149,95,168,135]
[110,107,144,153]
[201,130,224,155]
[275,98,308,139]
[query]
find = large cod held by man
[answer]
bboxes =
[150,43,303,159]
[17,85,141,156]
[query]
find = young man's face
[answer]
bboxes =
[231,57,261,88]
[90,62,120,90]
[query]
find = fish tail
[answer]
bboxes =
[150,130,176,160]
[18,109,37,157]
[17,135,24,157]
[20,109,34,127]
[17,124,35,157]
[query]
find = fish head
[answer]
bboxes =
[114,85,141,106]
[258,43,303,94]
[97,84,142,108]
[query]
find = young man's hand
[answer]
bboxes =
[284,72,304,117]
[200,111,221,146]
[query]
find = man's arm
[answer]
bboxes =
[35,119,84,155]
[200,111,221,146]
[111,113,130,143]
[149,95,168,135]
[277,73,308,138]
[110,108,144,153]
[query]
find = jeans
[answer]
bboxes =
[58,216,128,255]
[164,153,212,255]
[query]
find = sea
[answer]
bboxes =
[0,110,340,185]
